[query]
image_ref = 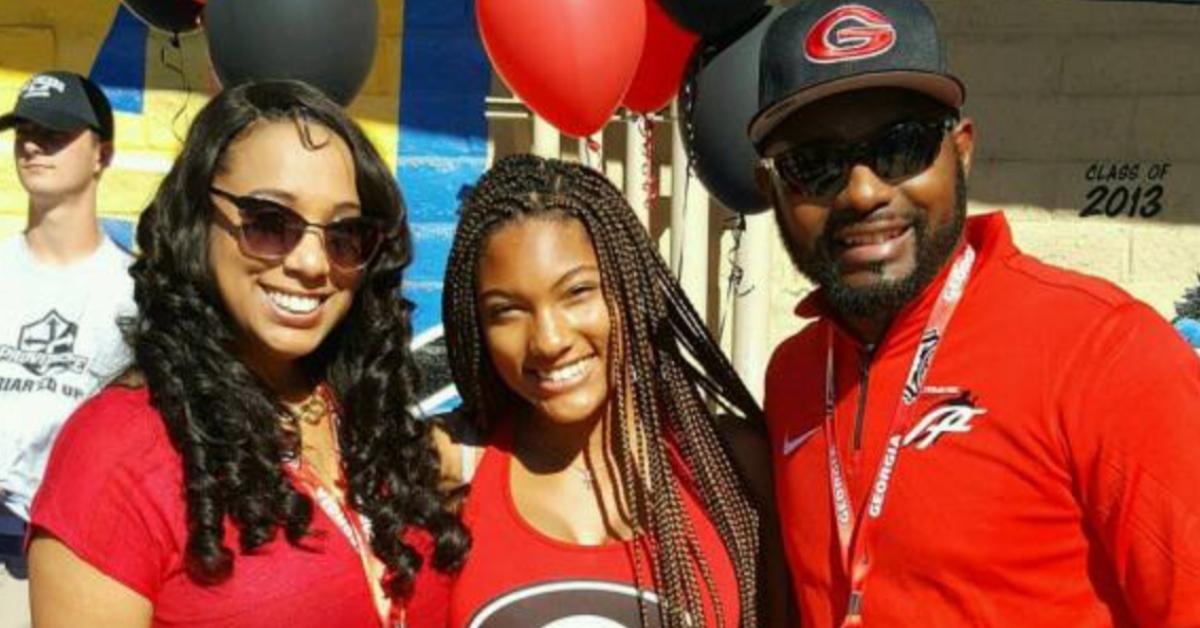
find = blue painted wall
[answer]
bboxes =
[399,0,490,338]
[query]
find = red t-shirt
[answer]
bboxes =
[449,423,741,627]
[765,213,1200,627]
[30,386,451,627]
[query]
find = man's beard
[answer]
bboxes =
[781,162,968,320]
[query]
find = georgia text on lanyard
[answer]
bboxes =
[822,246,976,627]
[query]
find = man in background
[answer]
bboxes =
[0,71,133,622]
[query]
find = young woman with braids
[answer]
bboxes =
[437,154,789,627]
[25,81,468,627]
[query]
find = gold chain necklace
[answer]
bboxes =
[290,389,329,426]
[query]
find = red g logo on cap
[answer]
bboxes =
[805,5,897,64]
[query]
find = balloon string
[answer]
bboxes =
[674,77,701,283]
[717,213,748,344]
[640,114,657,219]
[672,111,690,282]
[158,32,192,145]
[582,136,602,170]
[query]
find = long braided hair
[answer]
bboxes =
[443,154,765,627]
[124,80,468,597]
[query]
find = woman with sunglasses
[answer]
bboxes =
[438,155,789,627]
[27,81,467,627]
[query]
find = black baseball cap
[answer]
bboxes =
[0,71,114,141]
[749,0,964,146]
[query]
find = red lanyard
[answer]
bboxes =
[283,386,405,628]
[823,246,975,626]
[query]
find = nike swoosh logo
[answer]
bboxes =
[782,425,820,457]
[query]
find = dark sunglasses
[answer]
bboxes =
[209,187,386,271]
[761,116,958,199]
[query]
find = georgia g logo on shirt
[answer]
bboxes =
[468,580,666,628]
[805,4,897,64]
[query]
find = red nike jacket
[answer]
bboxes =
[765,213,1200,627]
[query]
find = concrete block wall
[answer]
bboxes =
[764,0,1200,346]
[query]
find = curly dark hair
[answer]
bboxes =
[123,80,468,598]
[443,154,766,627]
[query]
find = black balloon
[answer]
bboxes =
[205,0,378,106]
[681,6,780,214]
[658,0,766,37]
[120,0,204,34]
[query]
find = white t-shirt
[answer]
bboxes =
[0,233,134,520]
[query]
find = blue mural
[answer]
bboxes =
[100,218,135,253]
[89,5,148,114]
[398,0,489,410]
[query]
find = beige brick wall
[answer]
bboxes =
[765,0,1200,345]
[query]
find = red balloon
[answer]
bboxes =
[623,1,699,114]
[477,0,646,137]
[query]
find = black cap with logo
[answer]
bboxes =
[0,71,114,141]
[749,0,964,147]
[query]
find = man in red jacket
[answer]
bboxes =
[750,0,1200,625]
